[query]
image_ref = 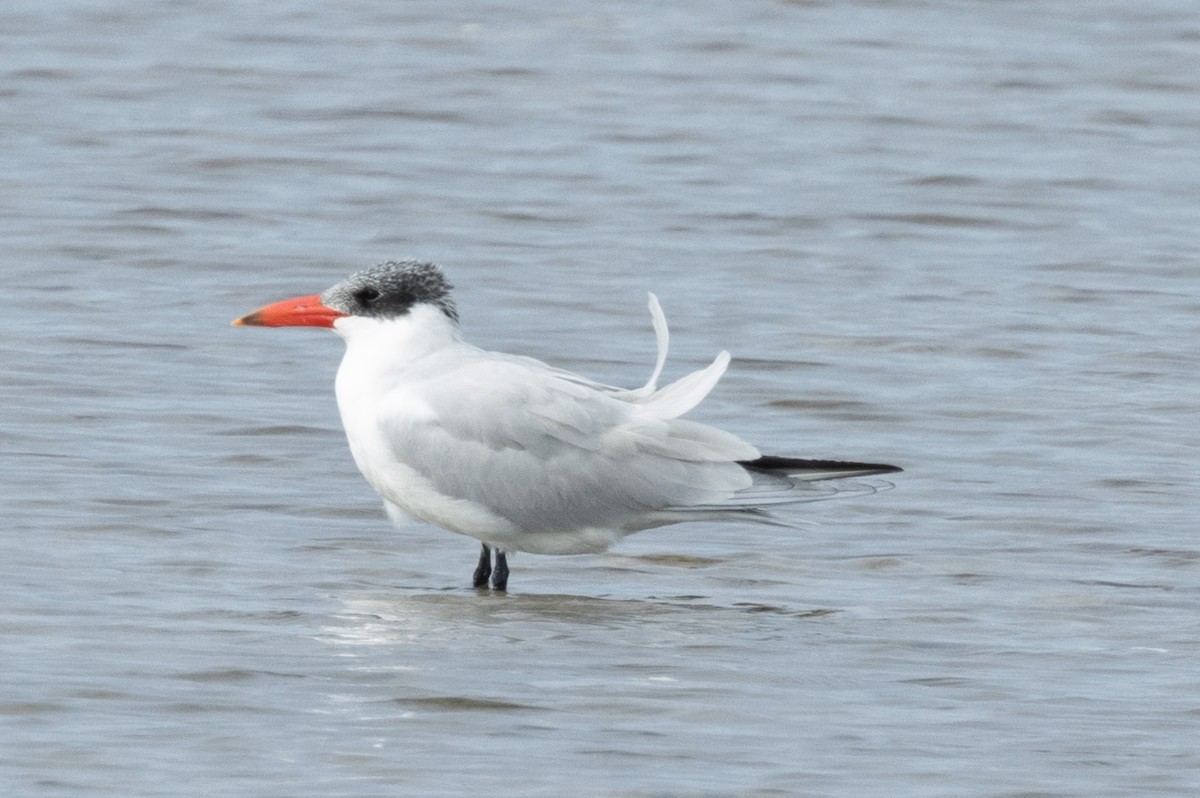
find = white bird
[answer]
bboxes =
[233,260,900,590]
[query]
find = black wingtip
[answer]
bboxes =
[738,455,903,477]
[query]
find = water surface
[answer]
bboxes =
[2,1,1198,795]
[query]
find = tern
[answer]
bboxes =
[233,260,900,590]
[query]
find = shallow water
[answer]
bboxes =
[3,1,1199,795]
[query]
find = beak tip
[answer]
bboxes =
[231,312,260,327]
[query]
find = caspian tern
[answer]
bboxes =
[233,260,900,591]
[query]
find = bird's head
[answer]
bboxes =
[232,260,458,329]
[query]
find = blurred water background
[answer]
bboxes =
[2,1,1198,795]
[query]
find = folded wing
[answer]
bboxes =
[376,352,758,538]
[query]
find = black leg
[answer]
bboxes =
[472,543,492,588]
[492,550,509,592]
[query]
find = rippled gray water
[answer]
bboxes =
[3,1,1199,795]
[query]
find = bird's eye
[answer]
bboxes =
[355,286,382,305]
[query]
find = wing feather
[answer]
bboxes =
[375,352,756,536]
[602,293,728,420]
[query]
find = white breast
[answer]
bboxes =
[332,307,521,540]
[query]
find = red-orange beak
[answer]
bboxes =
[231,294,347,328]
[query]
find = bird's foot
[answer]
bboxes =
[492,550,509,592]
[472,544,509,591]
[472,543,492,588]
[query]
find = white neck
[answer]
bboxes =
[332,303,461,364]
[332,304,462,405]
